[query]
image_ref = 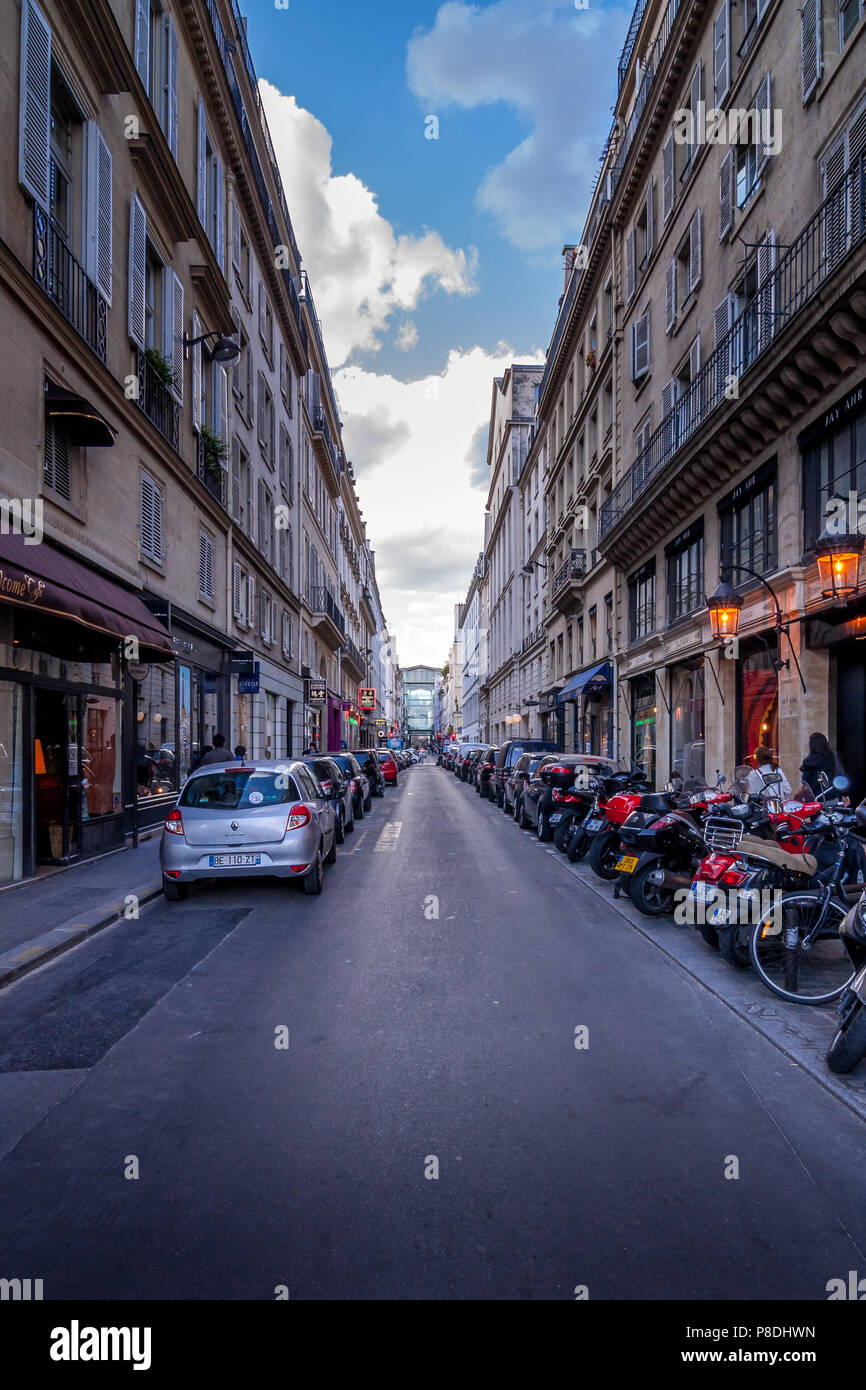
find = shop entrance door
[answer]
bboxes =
[836,646,865,805]
[34,689,80,863]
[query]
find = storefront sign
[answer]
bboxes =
[359,687,376,710]
[799,377,866,446]
[230,651,255,676]
[238,663,260,694]
[0,568,45,604]
[375,718,387,728]
[308,679,327,704]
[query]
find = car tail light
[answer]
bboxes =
[546,765,571,777]
[349,779,357,792]
[319,780,332,795]
[552,788,580,803]
[285,804,312,832]
[164,809,184,836]
[290,864,310,874]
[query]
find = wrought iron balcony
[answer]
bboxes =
[618,0,647,89]
[342,634,366,678]
[610,0,683,198]
[309,584,346,645]
[600,154,866,544]
[32,205,107,362]
[521,624,546,654]
[136,348,180,451]
[553,549,590,595]
[196,433,227,507]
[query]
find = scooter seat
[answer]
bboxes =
[736,835,817,875]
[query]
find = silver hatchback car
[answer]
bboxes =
[160,759,336,901]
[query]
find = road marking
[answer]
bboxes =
[374,821,403,852]
[349,827,370,853]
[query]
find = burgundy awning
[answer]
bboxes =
[0,534,173,660]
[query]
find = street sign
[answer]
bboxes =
[359,687,376,710]
[230,651,255,675]
[308,678,327,704]
[238,663,260,694]
[375,718,386,728]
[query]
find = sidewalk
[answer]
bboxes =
[0,836,164,988]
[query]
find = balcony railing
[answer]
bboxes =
[136,348,180,451]
[553,548,590,595]
[32,205,107,362]
[600,155,866,541]
[196,433,227,506]
[521,624,546,653]
[342,634,365,672]
[618,0,647,89]
[610,0,683,198]
[309,585,346,638]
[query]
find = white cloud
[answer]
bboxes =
[407,0,628,253]
[259,79,479,368]
[396,320,419,352]
[336,344,543,662]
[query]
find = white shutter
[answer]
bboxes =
[257,372,266,445]
[163,270,183,403]
[215,153,225,271]
[232,560,243,619]
[719,149,735,240]
[247,575,255,630]
[755,72,772,176]
[219,364,229,448]
[662,133,675,221]
[191,310,202,431]
[713,295,734,403]
[665,259,677,332]
[199,531,214,600]
[626,228,636,301]
[645,178,655,258]
[631,312,650,379]
[165,15,178,158]
[246,464,255,542]
[134,0,149,90]
[140,473,162,561]
[279,526,288,581]
[713,1,730,104]
[85,122,113,305]
[756,229,777,352]
[128,194,147,348]
[230,196,241,271]
[19,0,51,206]
[196,97,207,225]
[279,423,287,489]
[258,282,266,341]
[661,379,676,456]
[279,342,287,398]
[801,0,822,103]
[689,208,702,291]
[44,419,70,499]
[688,334,702,430]
[231,436,242,521]
[689,62,702,158]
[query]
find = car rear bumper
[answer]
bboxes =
[160,829,322,879]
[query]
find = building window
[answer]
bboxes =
[258,375,275,468]
[198,529,214,602]
[802,396,866,552]
[738,640,778,764]
[840,0,864,45]
[628,560,656,642]
[630,310,650,381]
[670,663,705,784]
[631,673,657,786]
[604,592,613,651]
[719,464,776,577]
[258,480,274,562]
[667,524,704,622]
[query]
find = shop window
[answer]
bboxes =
[670,664,705,785]
[738,641,778,764]
[83,695,119,819]
[719,465,776,576]
[667,524,704,622]
[135,662,176,799]
[0,681,24,884]
[628,560,656,642]
[631,673,657,786]
[802,397,866,552]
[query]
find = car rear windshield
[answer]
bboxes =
[331,756,357,774]
[180,769,299,808]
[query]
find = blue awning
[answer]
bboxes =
[558,661,612,703]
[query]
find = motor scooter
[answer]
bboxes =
[613,777,734,916]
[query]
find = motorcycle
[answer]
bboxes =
[586,779,675,881]
[613,776,734,916]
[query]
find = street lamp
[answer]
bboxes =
[522,561,547,577]
[814,524,864,601]
[182,329,241,365]
[705,563,807,692]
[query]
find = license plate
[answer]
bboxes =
[616,854,639,873]
[209,853,262,867]
[690,882,716,903]
[586,817,604,832]
[550,813,562,824]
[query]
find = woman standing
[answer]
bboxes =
[799,732,843,799]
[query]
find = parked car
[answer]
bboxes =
[329,752,371,817]
[490,739,559,808]
[160,759,337,900]
[457,743,487,781]
[377,750,399,783]
[517,754,621,840]
[302,755,355,843]
[503,751,556,816]
[355,749,386,797]
[475,746,499,798]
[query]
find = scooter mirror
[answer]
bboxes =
[833,775,850,791]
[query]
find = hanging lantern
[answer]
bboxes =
[706,577,744,642]
[815,526,864,601]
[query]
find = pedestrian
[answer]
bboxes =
[234,744,247,763]
[197,734,231,766]
[798,731,845,799]
[746,744,792,799]
[302,742,317,756]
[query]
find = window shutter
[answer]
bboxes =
[246,464,255,542]
[199,532,214,600]
[231,197,241,271]
[44,419,71,499]
[279,342,287,398]
[645,178,655,258]
[247,575,255,630]
[140,473,162,561]
[713,295,734,403]
[626,228,636,301]
[128,194,147,348]
[134,0,149,89]
[230,435,241,521]
[279,423,287,489]
[689,62,702,159]
[662,133,675,221]
[219,364,229,447]
[689,208,702,291]
[279,525,288,581]
[756,229,777,352]
[19,0,52,206]
[258,478,266,551]
[215,153,225,271]
[286,438,294,494]
[661,379,676,456]
[232,560,243,619]
[258,282,266,341]
[755,72,772,176]
[165,15,178,157]
[85,122,113,305]
[688,334,701,424]
[665,259,677,332]
[631,312,650,379]
[269,398,275,469]
[196,97,207,225]
[713,1,730,104]
[191,310,202,431]
[257,372,266,446]
[163,270,183,403]
[719,149,735,240]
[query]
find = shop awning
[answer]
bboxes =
[559,661,612,702]
[0,533,173,660]
[45,380,116,448]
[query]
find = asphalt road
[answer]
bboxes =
[1,761,866,1300]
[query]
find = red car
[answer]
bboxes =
[377,751,399,784]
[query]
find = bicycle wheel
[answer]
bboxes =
[748,892,853,1005]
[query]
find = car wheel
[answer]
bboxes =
[303,851,324,895]
[512,796,521,823]
[517,799,530,831]
[162,875,188,902]
[356,797,365,820]
[335,809,345,845]
[325,831,337,866]
[346,808,355,834]
[537,810,553,842]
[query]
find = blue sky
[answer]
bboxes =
[243,0,630,660]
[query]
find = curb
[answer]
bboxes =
[0,881,164,991]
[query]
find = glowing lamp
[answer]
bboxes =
[815,526,863,601]
[706,578,743,642]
